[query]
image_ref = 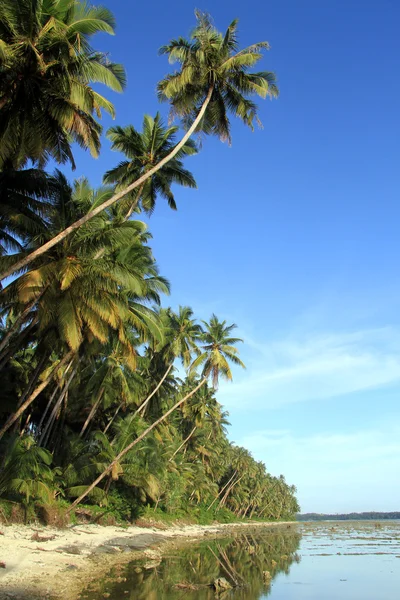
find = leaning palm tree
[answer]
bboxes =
[67,314,245,511]
[1,11,278,280]
[0,0,125,169]
[104,113,197,219]
[0,175,169,440]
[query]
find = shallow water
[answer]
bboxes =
[84,521,400,599]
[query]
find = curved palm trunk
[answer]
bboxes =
[0,317,38,370]
[218,474,244,508]
[169,426,197,462]
[0,350,74,440]
[67,377,208,512]
[207,470,237,511]
[79,386,104,438]
[0,296,39,354]
[1,87,214,282]
[103,403,121,435]
[16,352,49,410]
[134,363,173,417]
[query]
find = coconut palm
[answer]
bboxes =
[1,11,278,281]
[190,314,245,388]
[66,314,245,510]
[0,169,55,256]
[0,0,125,169]
[0,175,169,439]
[133,306,202,417]
[104,113,197,219]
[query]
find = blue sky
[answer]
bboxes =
[66,0,400,512]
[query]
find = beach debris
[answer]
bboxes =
[31,532,56,542]
[213,577,232,592]
[174,582,201,590]
[0,562,6,568]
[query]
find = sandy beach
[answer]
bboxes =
[0,521,291,599]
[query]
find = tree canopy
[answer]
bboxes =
[0,5,299,525]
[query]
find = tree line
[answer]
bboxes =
[298,513,400,521]
[0,0,299,523]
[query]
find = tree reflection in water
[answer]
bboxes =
[86,527,302,599]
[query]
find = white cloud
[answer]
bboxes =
[218,327,400,408]
[239,426,400,513]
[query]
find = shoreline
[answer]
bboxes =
[0,520,294,600]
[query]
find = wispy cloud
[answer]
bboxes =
[239,426,400,512]
[218,326,400,408]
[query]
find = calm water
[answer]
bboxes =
[84,521,400,599]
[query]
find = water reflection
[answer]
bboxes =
[85,527,302,599]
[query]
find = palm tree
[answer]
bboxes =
[190,314,246,388]
[133,306,202,417]
[66,314,245,511]
[104,113,197,219]
[0,435,55,521]
[0,168,54,256]
[0,0,126,169]
[0,175,169,439]
[1,10,278,281]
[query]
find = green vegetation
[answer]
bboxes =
[0,2,299,525]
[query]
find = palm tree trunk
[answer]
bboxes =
[67,377,208,512]
[79,387,104,438]
[241,501,252,519]
[39,361,77,447]
[218,475,244,508]
[134,363,173,417]
[0,350,74,440]
[0,297,38,354]
[169,426,196,462]
[0,87,214,282]
[125,183,145,220]
[207,471,238,511]
[17,352,49,410]
[0,317,38,370]
[103,403,121,435]
[20,412,32,436]
[37,383,61,436]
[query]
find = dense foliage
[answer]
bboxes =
[0,2,299,524]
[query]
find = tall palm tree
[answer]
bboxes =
[0,0,125,169]
[133,306,202,417]
[67,314,245,510]
[104,113,197,219]
[1,11,278,281]
[0,175,169,439]
[190,314,246,388]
